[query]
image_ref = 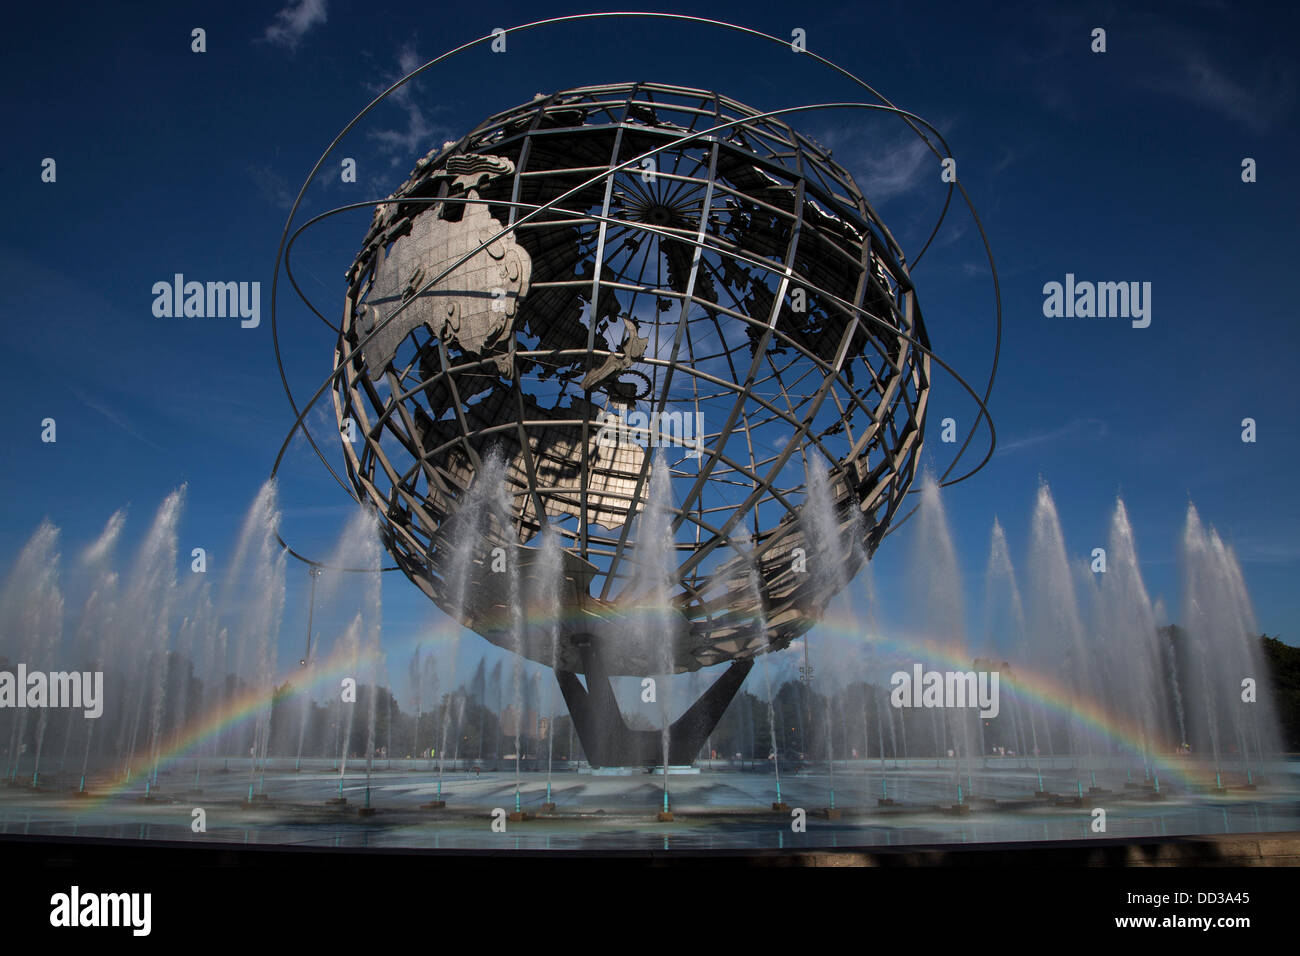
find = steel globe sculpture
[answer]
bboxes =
[333,82,929,764]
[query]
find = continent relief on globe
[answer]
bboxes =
[357,166,532,380]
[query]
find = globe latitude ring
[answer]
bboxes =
[269,19,999,767]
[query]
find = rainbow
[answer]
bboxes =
[794,604,1209,788]
[84,597,1215,802]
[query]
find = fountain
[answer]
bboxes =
[631,450,678,819]
[535,528,563,811]
[1,520,63,787]
[904,476,976,809]
[73,512,123,794]
[803,460,864,817]
[1182,505,1281,786]
[0,470,1292,850]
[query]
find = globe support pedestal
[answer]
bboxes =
[556,645,753,768]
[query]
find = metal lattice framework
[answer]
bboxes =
[334,82,929,677]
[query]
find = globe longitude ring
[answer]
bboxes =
[337,83,927,677]
[271,25,999,766]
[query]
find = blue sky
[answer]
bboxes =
[1,0,1297,700]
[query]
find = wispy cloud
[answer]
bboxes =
[71,387,166,452]
[999,417,1106,454]
[1151,44,1295,134]
[367,46,451,166]
[995,5,1082,120]
[815,121,942,206]
[855,135,933,204]
[246,162,295,210]
[992,146,1016,175]
[262,0,328,51]
[1225,537,1300,565]
[288,399,341,460]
